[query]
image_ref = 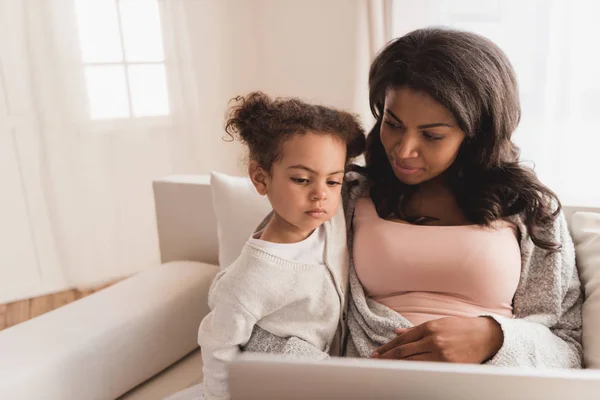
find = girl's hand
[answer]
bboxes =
[370,316,503,363]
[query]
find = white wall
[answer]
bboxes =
[183,0,366,176]
[179,0,257,176]
[254,0,361,109]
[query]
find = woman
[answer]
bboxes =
[345,27,583,367]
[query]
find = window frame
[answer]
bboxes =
[51,0,185,134]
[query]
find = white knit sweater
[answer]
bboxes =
[197,209,349,400]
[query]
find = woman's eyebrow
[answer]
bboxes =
[385,108,454,129]
[418,122,454,129]
[384,109,403,124]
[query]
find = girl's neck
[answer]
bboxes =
[259,212,314,244]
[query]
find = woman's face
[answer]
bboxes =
[380,87,466,185]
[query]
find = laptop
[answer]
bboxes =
[229,352,600,400]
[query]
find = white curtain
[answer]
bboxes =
[354,0,393,129]
[15,0,369,290]
[20,0,246,288]
[390,0,600,207]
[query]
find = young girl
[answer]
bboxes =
[197,92,365,400]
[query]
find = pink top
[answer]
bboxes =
[352,197,522,326]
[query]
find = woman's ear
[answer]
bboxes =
[248,160,269,195]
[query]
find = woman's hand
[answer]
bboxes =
[371,316,503,363]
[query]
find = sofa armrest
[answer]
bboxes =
[153,175,219,265]
[0,261,218,400]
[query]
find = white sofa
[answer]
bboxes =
[0,174,598,400]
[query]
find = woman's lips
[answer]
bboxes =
[392,158,423,175]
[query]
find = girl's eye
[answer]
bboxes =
[423,132,444,141]
[327,181,342,187]
[291,178,309,184]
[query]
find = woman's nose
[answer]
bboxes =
[394,133,419,159]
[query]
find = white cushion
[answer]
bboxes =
[572,212,600,369]
[210,171,271,268]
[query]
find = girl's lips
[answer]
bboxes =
[306,209,326,218]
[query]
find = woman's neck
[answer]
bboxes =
[403,178,471,226]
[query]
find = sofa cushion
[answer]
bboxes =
[119,349,203,400]
[571,212,600,368]
[0,262,218,399]
[210,171,271,268]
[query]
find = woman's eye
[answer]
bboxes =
[423,132,444,141]
[384,120,403,130]
[327,181,342,187]
[291,178,309,184]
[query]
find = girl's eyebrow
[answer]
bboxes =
[385,109,454,129]
[287,165,344,176]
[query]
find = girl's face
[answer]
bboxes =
[251,132,346,239]
[380,87,466,185]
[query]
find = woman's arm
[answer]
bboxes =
[485,212,583,367]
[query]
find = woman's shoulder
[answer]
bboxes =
[341,171,371,233]
[507,205,573,257]
[343,171,370,198]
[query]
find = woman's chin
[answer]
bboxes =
[393,170,426,185]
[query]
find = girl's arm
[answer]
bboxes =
[198,287,259,400]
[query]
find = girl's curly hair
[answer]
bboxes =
[224,91,366,171]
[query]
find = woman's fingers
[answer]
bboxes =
[392,325,425,346]
[402,353,434,361]
[371,327,426,358]
[371,336,403,357]
[377,339,430,360]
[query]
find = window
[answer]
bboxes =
[74,0,169,120]
[390,0,600,206]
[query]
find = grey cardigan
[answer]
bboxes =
[344,175,583,368]
[247,175,584,368]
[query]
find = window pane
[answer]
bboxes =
[118,0,165,62]
[75,0,123,63]
[85,66,130,120]
[128,64,169,117]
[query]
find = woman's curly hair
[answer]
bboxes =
[224,92,366,171]
[355,27,561,252]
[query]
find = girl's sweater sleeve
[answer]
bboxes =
[197,275,260,400]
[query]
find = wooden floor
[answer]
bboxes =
[0,282,116,332]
